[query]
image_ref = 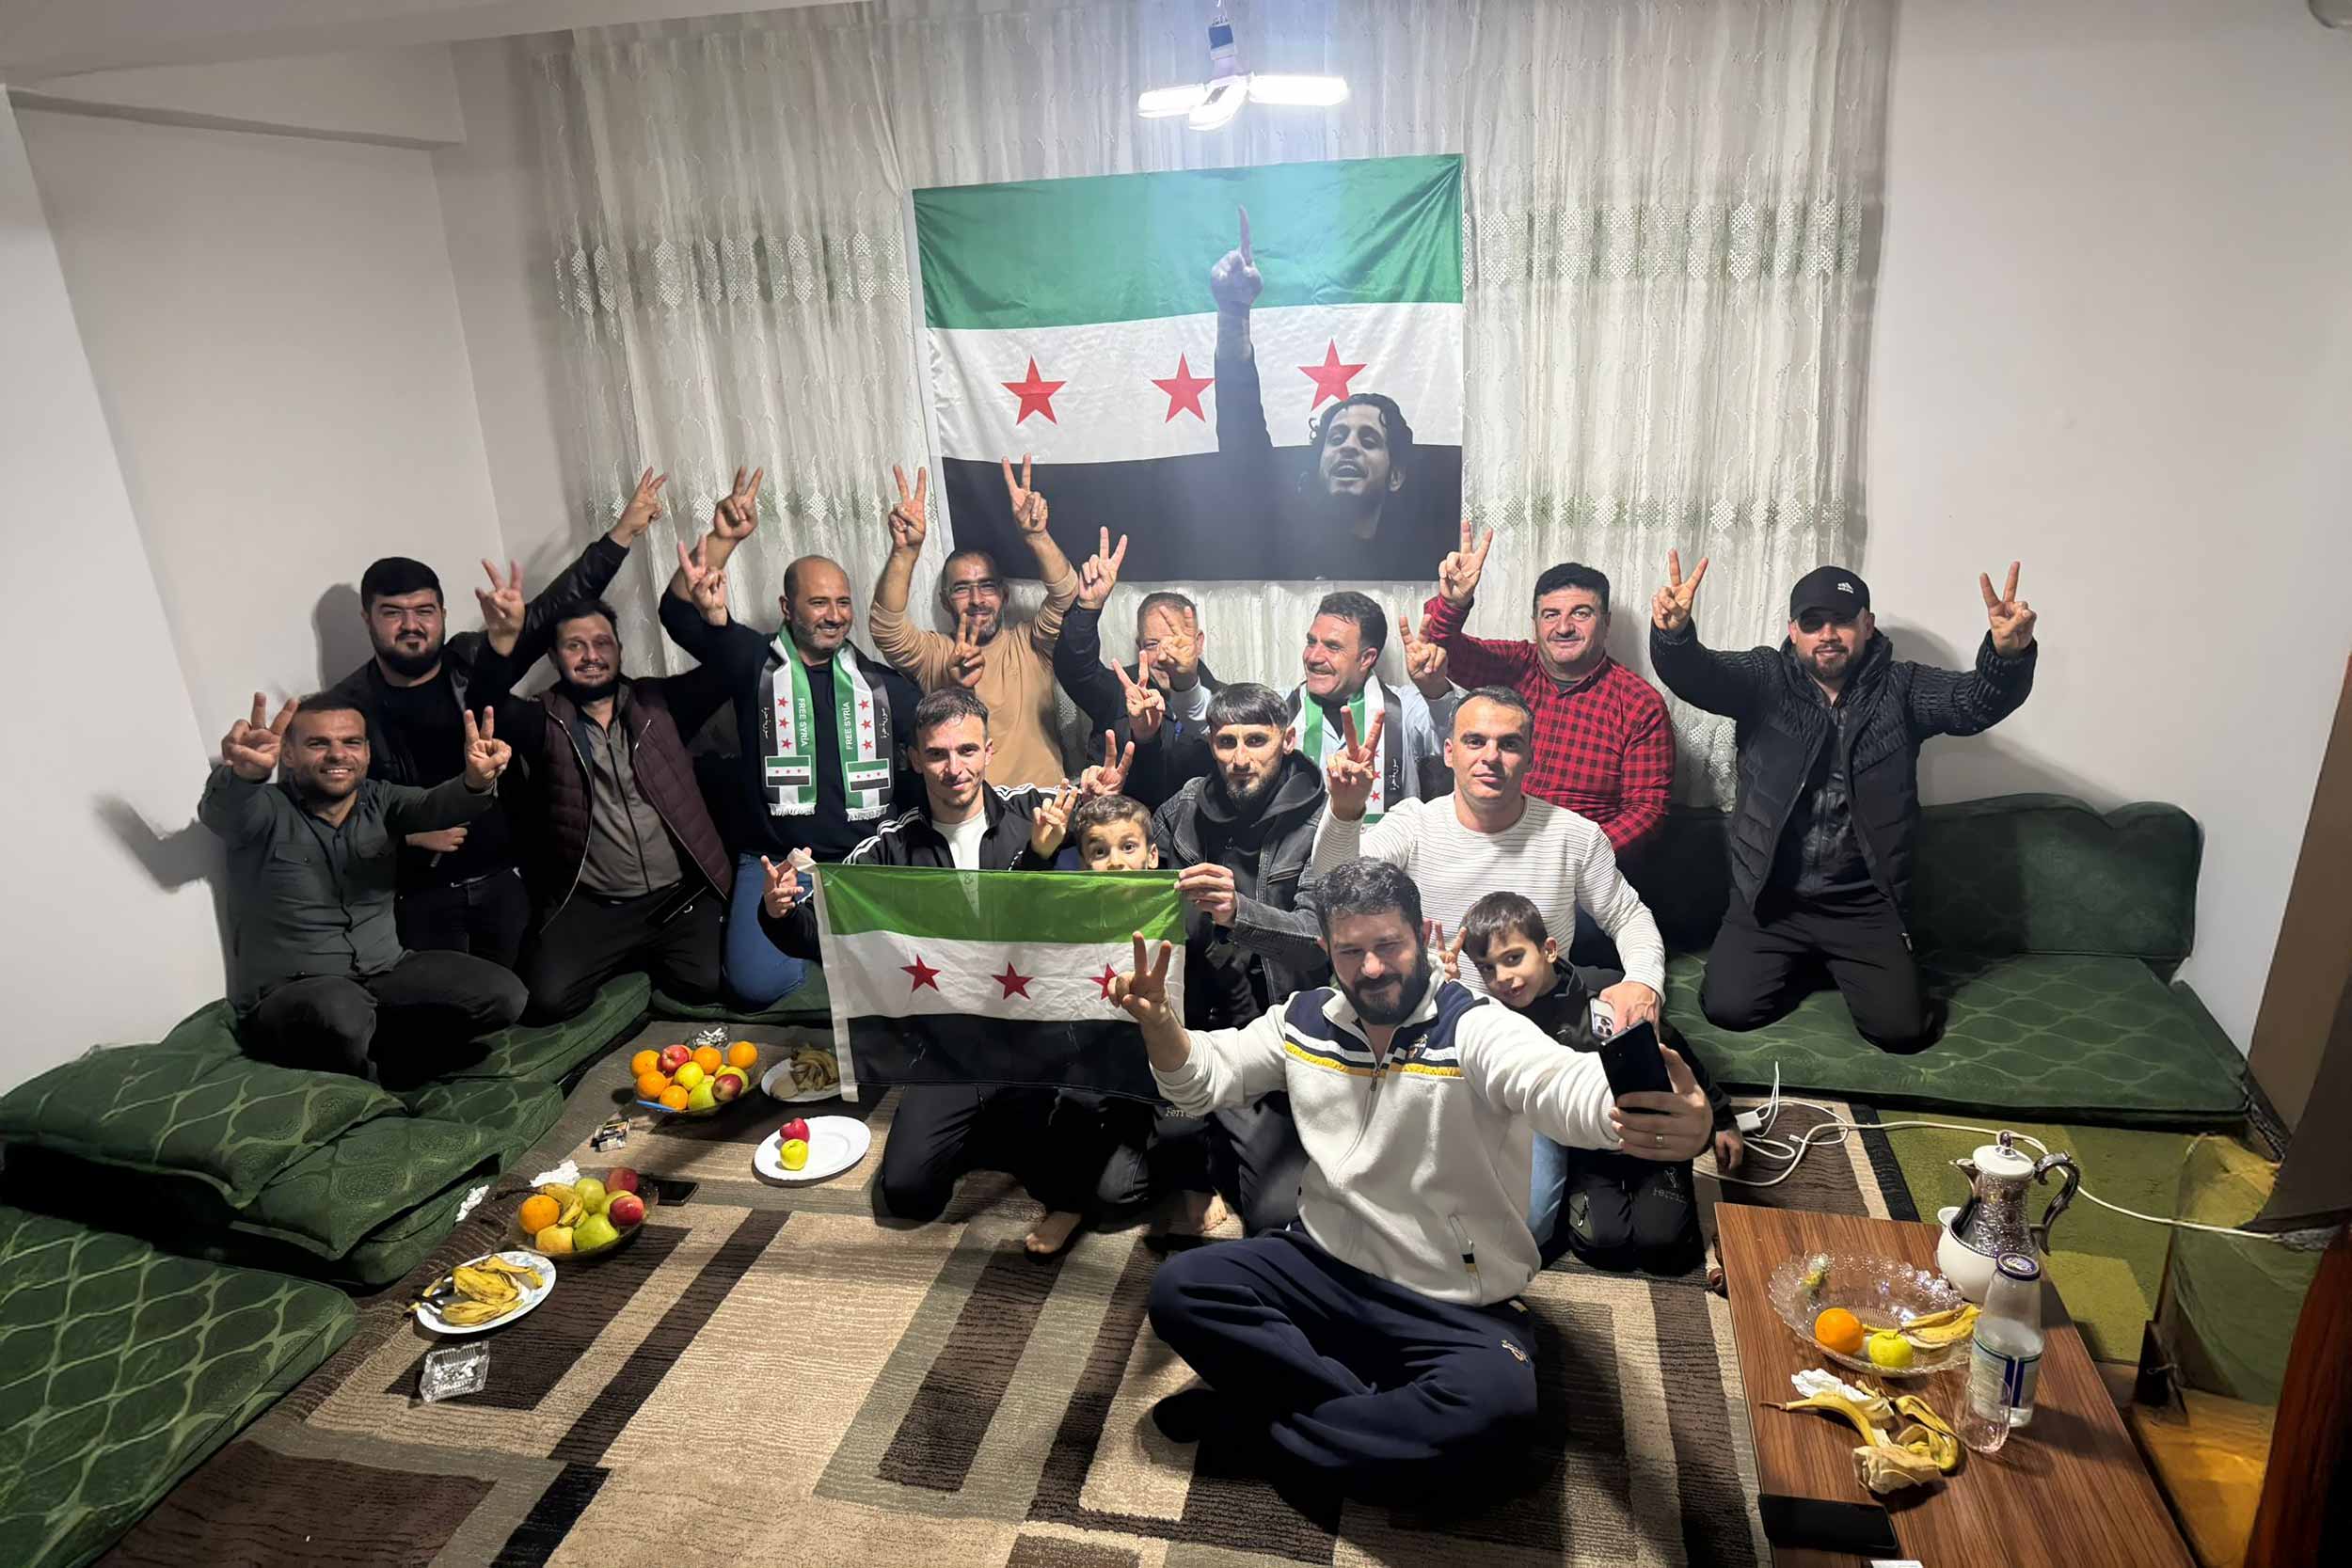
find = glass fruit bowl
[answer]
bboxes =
[514,1172,656,1260]
[1765,1251,1971,1378]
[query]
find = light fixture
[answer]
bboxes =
[1136,6,1349,130]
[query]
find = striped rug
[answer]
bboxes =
[99,1027,1915,1568]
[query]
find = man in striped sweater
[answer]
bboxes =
[1305,685,1667,1034]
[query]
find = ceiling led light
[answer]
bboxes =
[1137,7,1349,130]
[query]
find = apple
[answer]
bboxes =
[607,1167,642,1196]
[780,1117,811,1145]
[574,1212,621,1250]
[781,1138,809,1171]
[535,1224,575,1256]
[711,1069,745,1103]
[687,1079,718,1112]
[574,1178,609,1215]
[606,1191,646,1227]
[659,1043,692,1073]
[675,1061,707,1091]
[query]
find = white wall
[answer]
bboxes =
[0,102,226,1086]
[1868,0,2352,1049]
[17,44,465,145]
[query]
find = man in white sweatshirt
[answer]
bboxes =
[1112,857,1711,1500]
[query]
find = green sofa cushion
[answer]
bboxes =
[397,1078,566,1167]
[336,1173,485,1287]
[229,1111,512,1259]
[0,1004,403,1207]
[0,1205,354,1568]
[1665,950,2247,1119]
[651,961,832,1025]
[445,972,649,1084]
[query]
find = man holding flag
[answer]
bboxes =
[1289,592,1452,824]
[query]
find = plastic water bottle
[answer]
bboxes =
[1960,1252,2045,1452]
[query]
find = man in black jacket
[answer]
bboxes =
[320,469,663,966]
[1150,682,1329,1232]
[1649,556,2040,1050]
[1050,527,1222,808]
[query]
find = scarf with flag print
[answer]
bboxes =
[762,637,893,820]
[1290,675,1406,824]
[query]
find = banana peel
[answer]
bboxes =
[1899,1302,1980,1350]
[1774,1374,1958,1496]
[1892,1393,1961,1474]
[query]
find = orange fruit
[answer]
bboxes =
[635,1069,671,1101]
[1814,1307,1867,1356]
[693,1044,724,1074]
[518,1194,560,1234]
[726,1041,759,1071]
[629,1048,660,1079]
[660,1085,691,1111]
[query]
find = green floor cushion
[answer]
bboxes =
[443,972,649,1084]
[652,961,832,1024]
[228,1113,511,1259]
[397,1078,566,1167]
[2163,1135,2320,1407]
[1907,795,2199,966]
[335,1172,485,1288]
[1664,950,2247,1120]
[0,1205,355,1568]
[0,1003,403,1207]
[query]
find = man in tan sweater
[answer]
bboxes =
[867,459,1079,790]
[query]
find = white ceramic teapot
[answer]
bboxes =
[1934,1131,2080,1302]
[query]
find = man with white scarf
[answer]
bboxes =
[1287,591,1452,822]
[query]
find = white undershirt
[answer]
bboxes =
[1169,681,1212,724]
[940,812,988,870]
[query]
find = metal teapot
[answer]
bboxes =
[1934,1131,2080,1302]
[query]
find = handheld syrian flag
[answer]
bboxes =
[914,154,1463,582]
[816,866,1185,1101]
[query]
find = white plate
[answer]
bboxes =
[760,1054,844,1105]
[754,1116,871,1183]
[415,1250,557,1337]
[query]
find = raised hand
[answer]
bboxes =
[1116,650,1168,743]
[712,466,762,543]
[613,467,670,544]
[1175,862,1239,927]
[1612,1045,1712,1163]
[1979,561,2036,656]
[758,855,803,920]
[1077,526,1129,611]
[1651,549,1709,632]
[676,540,731,626]
[1597,978,1661,1033]
[1438,925,1468,984]
[1324,706,1387,822]
[1438,518,1494,608]
[461,707,512,789]
[1208,205,1263,313]
[948,610,986,689]
[1078,729,1136,797]
[222,692,299,782]
[888,464,929,555]
[1001,454,1049,536]
[1108,932,1177,1027]
[476,558,525,650]
[1029,783,1078,858]
[1397,606,1450,699]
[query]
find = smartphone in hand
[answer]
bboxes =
[1598,1020,1674,1100]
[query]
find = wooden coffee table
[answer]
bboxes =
[1716,1204,2194,1567]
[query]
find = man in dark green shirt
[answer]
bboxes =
[199,690,524,1083]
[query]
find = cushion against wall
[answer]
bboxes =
[650,962,832,1025]
[444,972,649,1084]
[1909,796,2200,963]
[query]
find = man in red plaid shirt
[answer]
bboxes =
[1418,522,1675,864]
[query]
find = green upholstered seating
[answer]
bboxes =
[650,961,832,1025]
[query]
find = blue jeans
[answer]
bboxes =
[723,850,811,1009]
[1528,1134,1569,1259]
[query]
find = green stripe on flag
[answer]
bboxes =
[822,866,1185,944]
[915,155,1462,331]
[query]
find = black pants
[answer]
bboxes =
[1204,1094,1310,1235]
[1701,886,1932,1052]
[1147,1228,1538,1501]
[243,950,526,1084]
[396,867,531,971]
[516,884,723,1024]
[878,1085,1153,1223]
[1546,1149,1701,1274]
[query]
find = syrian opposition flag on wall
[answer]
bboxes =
[816,866,1184,1102]
[913,155,1464,582]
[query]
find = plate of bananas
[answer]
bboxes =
[759,1037,843,1104]
[413,1251,557,1336]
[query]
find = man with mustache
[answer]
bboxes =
[199,691,523,1082]
[322,469,661,968]
[1289,592,1450,823]
[466,578,737,1023]
[1650,557,2040,1050]
[1112,857,1712,1499]
[660,466,921,1008]
[1050,527,1225,808]
[867,459,1080,790]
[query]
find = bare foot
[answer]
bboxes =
[1163,1190,1232,1238]
[1025,1209,1085,1257]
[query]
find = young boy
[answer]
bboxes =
[1454,890,1742,1273]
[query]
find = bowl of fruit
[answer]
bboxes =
[516,1167,653,1259]
[629,1028,761,1117]
[1766,1251,1979,1378]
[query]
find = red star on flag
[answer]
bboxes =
[1151,354,1214,423]
[1298,341,1368,409]
[902,955,942,991]
[1090,962,1120,1001]
[1001,357,1066,424]
[991,962,1035,1000]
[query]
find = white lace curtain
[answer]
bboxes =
[532,0,1890,801]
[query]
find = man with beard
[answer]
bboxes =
[1111,857,1713,1500]
[1290,592,1450,823]
[323,470,661,967]
[661,466,921,1007]
[1418,524,1675,863]
[466,584,736,1023]
[868,460,1079,789]
[1150,683,1330,1233]
[199,692,523,1082]
[1651,556,2039,1050]
[1050,527,1223,809]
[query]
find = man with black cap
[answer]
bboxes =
[321,471,665,967]
[1649,554,2040,1050]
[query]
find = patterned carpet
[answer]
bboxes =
[98,1025,1919,1568]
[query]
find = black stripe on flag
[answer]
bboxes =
[847,1012,1162,1101]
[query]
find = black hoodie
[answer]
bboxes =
[1152,750,1329,1028]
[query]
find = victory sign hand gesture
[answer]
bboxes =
[476,559,525,651]
[1109,934,1177,1028]
[1398,607,1450,699]
[1002,454,1049,536]
[1438,518,1494,608]
[223,692,299,782]
[1980,562,2037,656]
[1438,926,1468,984]
[758,855,803,920]
[712,466,762,544]
[675,540,731,626]
[888,464,929,555]
[461,708,511,790]
[1324,707,1386,822]
[613,467,669,545]
[1208,205,1263,313]
[1652,549,1708,632]
[948,610,987,689]
[1116,650,1168,743]
[1079,730,1136,797]
[1029,783,1078,859]
[1077,527,1128,611]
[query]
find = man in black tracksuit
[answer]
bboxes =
[1051,531,1223,810]
[1150,682,1330,1232]
[1648,559,2040,1051]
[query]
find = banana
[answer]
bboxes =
[453,1265,519,1305]
[538,1182,580,1209]
[1774,1380,1942,1496]
[1892,1393,1961,1473]
[439,1299,516,1326]
[483,1257,544,1290]
[1899,1303,1979,1348]
[559,1200,584,1227]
